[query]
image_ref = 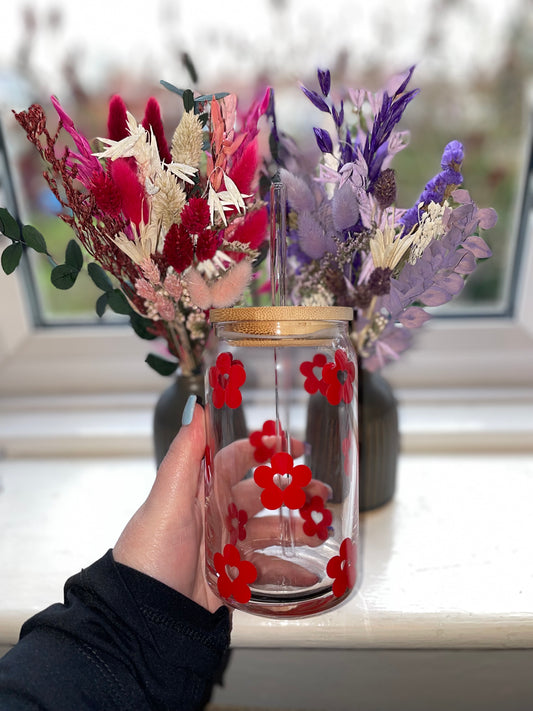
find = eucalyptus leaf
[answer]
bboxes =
[22,225,48,254]
[145,352,179,376]
[51,263,79,290]
[0,208,21,241]
[182,89,195,113]
[65,239,83,270]
[160,79,184,97]
[130,311,157,340]
[87,262,113,292]
[107,288,131,315]
[1,242,23,274]
[194,91,230,102]
[95,292,109,318]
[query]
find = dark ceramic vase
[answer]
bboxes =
[153,372,248,467]
[153,373,206,467]
[305,366,399,511]
[358,367,399,511]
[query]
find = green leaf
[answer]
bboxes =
[194,91,230,103]
[95,292,108,318]
[21,224,47,253]
[51,263,79,290]
[107,288,132,315]
[130,311,157,340]
[87,262,113,292]
[1,242,23,274]
[182,89,195,113]
[0,208,21,240]
[145,353,178,376]
[160,79,184,97]
[65,239,83,270]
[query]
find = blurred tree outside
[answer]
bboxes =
[1,0,531,323]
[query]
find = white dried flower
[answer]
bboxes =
[408,200,447,264]
[171,111,204,168]
[151,171,187,234]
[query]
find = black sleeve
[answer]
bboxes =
[0,550,231,711]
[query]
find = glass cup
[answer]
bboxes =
[204,306,358,617]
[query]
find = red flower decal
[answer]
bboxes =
[321,349,356,406]
[254,452,312,510]
[208,352,246,409]
[326,538,357,598]
[214,543,257,604]
[226,502,248,545]
[249,420,278,463]
[299,495,332,541]
[300,353,328,396]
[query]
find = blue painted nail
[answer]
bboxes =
[181,395,196,426]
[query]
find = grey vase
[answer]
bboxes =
[358,368,399,511]
[153,372,248,467]
[153,373,206,466]
[305,367,399,511]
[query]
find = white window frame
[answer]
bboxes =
[1,218,532,400]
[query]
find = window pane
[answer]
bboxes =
[1,0,531,324]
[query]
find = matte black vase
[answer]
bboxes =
[305,367,399,511]
[153,372,248,467]
[153,373,206,467]
[358,367,399,511]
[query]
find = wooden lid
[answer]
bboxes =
[210,306,353,323]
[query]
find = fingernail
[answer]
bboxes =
[181,395,196,426]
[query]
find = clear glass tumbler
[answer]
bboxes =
[204,306,358,617]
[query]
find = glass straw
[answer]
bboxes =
[270,179,296,556]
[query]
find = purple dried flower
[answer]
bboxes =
[441,140,464,170]
[317,69,331,97]
[313,126,333,154]
[301,85,331,113]
[332,101,344,128]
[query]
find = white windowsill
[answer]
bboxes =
[1,449,533,654]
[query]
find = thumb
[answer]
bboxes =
[150,397,206,505]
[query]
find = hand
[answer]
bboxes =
[113,401,222,613]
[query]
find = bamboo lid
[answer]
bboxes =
[209,306,354,338]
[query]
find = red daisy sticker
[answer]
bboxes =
[226,502,248,545]
[249,420,278,463]
[300,353,328,396]
[326,537,357,598]
[214,543,257,604]
[299,495,332,541]
[254,452,312,510]
[208,352,246,409]
[321,349,356,406]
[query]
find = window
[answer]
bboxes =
[1,0,533,400]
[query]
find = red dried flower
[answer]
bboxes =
[142,97,172,164]
[214,543,257,604]
[195,229,220,262]
[110,158,148,227]
[208,352,246,409]
[326,538,357,598]
[90,170,123,217]
[253,452,312,510]
[107,94,129,142]
[163,223,194,273]
[180,197,211,234]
